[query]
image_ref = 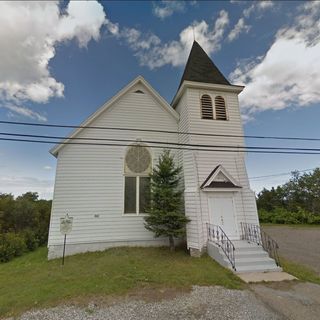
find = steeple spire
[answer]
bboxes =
[178,41,230,89]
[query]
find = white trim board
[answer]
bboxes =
[171,80,244,108]
[200,165,241,190]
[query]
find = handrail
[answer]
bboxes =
[240,222,281,267]
[207,223,236,271]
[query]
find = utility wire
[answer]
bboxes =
[1,120,320,142]
[2,137,320,155]
[1,132,320,153]
[249,168,316,180]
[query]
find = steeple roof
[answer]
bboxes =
[178,41,230,88]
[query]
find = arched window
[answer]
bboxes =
[124,145,151,214]
[215,96,227,120]
[200,94,213,120]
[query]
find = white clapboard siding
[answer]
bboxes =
[175,91,203,250]
[48,82,179,251]
[174,86,259,251]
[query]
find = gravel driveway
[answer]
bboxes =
[7,286,280,320]
[251,281,320,320]
[262,225,320,275]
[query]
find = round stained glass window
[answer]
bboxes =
[125,146,151,173]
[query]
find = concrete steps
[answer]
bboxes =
[236,264,282,273]
[236,256,275,266]
[207,240,282,273]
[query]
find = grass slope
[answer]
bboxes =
[261,223,320,228]
[281,258,320,285]
[0,246,243,317]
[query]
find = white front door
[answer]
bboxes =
[208,194,238,239]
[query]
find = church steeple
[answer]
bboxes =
[178,41,230,88]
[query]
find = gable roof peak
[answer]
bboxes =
[200,165,241,190]
[178,41,230,89]
[49,75,179,157]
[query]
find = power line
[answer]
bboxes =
[2,137,320,155]
[2,131,320,153]
[1,119,320,142]
[249,168,317,180]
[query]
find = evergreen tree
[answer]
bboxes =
[144,150,190,251]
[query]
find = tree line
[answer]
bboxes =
[0,192,51,262]
[257,168,320,224]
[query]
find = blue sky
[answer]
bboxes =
[0,1,320,198]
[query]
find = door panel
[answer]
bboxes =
[208,194,238,238]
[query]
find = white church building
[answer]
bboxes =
[48,42,280,273]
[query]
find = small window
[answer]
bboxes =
[134,90,144,94]
[139,177,150,213]
[215,96,227,120]
[200,94,213,119]
[124,177,136,213]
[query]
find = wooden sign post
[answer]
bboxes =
[60,213,73,265]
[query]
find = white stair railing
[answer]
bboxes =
[240,222,281,267]
[207,223,236,271]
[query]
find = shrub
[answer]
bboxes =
[0,233,27,262]
[310,215,320,224]
[258,207,320,225]
[22,229,39,251]
[258,209,275,223]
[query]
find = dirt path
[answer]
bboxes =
[262,225,320,275]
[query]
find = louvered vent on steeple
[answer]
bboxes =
[200,94,213,119]
[215,96,227,120]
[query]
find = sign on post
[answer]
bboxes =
[60,213,73,265]
[60,214,73,235]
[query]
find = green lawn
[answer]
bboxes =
[0,246,243,317]
[281,258,320,285]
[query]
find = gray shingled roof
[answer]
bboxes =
[178,41,230,89]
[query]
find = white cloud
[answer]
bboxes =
[228,18,251,42]
[0,176,54,199]
[228,1,274,42]
[44,166,53,170]
[5,104,47,122]
[258,1,274,10]
[241,113,254,124]
[243,1,274,18]
[56,1,106,47]
[106,10,229,69]
[0,1,106,118]
[230,2,320,115]
[153,1,186,19]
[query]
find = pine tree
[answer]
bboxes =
[144,150,190,251]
